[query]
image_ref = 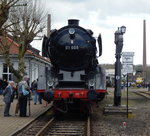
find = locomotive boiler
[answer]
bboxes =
[39,19,106,114]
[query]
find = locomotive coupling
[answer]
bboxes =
[69,92,73,98]
[87,90,97,101]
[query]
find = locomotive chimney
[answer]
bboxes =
[68,19,79,26]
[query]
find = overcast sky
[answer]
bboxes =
[32,0,150,65]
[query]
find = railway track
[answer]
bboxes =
[14,111,91,136]
[133,91,150,99]
[13,108,54,136]
[36,114,91,136]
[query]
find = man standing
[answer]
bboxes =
[0,78,3,94]
[18,76,30,117]
[31,79,42,105]
[31,80,37,104]
[0,78,8,95]
[3,81,15,117]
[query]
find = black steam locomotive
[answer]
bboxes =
[40,19,106,114]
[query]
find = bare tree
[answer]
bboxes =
[0,0,22,81]
[0,0,21,35]
[0,0,46,81]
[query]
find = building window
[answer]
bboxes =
[2,64,12,81]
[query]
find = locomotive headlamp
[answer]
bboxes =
[69,28,75,40]
[69,28,75,35]
[89,79,95,87]
[47,80,54,87]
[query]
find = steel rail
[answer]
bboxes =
[133,91,150,99]
[87,116,91,136]
[35,117,55,136]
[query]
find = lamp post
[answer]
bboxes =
[114,26,126,106]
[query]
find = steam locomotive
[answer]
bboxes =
[38,19,106,114]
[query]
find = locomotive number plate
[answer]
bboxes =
[65,46,79,50]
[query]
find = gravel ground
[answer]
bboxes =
[91,87,150,136]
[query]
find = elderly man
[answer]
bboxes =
[3,81,15,117]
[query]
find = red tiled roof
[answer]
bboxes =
[0,37,50,63]
[7,37,33,54]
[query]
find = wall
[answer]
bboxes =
[0,55,51,84]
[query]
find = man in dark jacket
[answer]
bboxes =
[18,76,30,117]
[2,79,8,90]
[0,78,8,94]
[3,81,15,117]
[0,78,3,94]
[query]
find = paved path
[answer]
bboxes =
[0,95,51,136]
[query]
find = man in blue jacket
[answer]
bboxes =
[3,81,15,117]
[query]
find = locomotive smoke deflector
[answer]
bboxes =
[68,19,79,26]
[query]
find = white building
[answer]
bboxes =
[0,37,51,84]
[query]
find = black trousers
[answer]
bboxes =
[19,96,27,117]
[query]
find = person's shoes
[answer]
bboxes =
[4,115,11,117]
[15,113,18,116]
[34,103,36,105]
[22,115,29,117]
[20,115,29,117]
